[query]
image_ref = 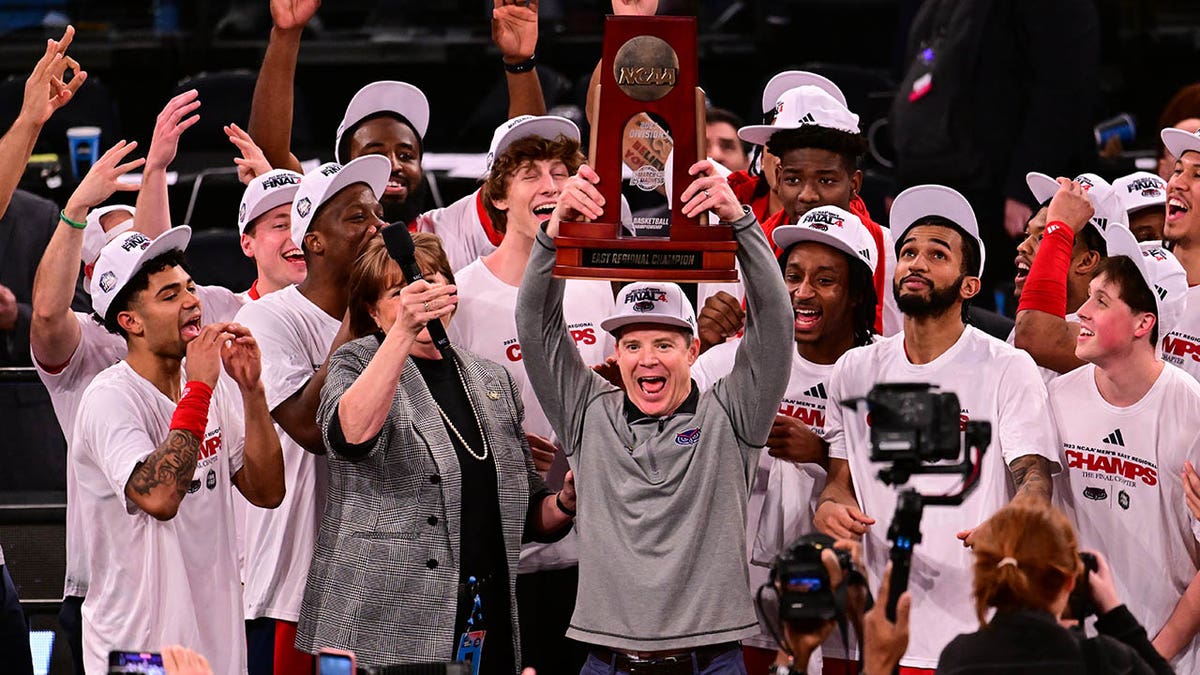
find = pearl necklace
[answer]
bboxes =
[429,357,490,462]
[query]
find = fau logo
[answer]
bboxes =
[1162,335,1200,362]
[675,427,701,446]
[506,328,597,362]
[1066,450,1157,486]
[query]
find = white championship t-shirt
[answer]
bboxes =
[1005,312,1078,384]
[693,339,835,667]
[36,285,246,599]
[1051,363,1200,673]
[414,190,500,273]
[825,328,1059,668]
[1161,285,1200,382]
[449,258,614,572]
[73,361,247,675]
[234,284,338,622]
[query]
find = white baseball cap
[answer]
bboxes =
[600,281,697,336]
[760,70,847,115]
[1161,127,1200,162]
[485,115,580,173]
[238,169,302,235]
[891,184,986,276]
[1103,223,1187,340]
[81,205,137,267]
[291,156,391,251]
[771,205,877,275]
[739,86,861,146]
[1112,171,1167,217]
[334,81,430,163]
[1025,172,1122,237]
[91,226,191,320]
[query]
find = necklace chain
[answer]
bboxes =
[429,358,490,462]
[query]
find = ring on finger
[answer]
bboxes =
[703,189,711,198]
[424,301,432,312]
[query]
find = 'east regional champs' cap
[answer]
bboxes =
[771,205,877,275]
[238,169,302,235]
[890,184,986,277]
[601,281,697,336]
[291,156,390,251]
[91,226,191,320]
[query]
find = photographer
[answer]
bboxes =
[769,537,910,675]
[938,501,1173,674]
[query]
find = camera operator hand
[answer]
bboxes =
[1083,550,1121,615]
[863,563,911,675]
[782,539,868,670]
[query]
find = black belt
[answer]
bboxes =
[589,642,738,674]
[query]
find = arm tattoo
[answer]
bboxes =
[1009,455,1053,503]
[128,429,200,499]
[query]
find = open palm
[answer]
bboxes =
[492,0,538,62]
[271,0,320,31]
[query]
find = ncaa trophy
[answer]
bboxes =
[552,15,739,282]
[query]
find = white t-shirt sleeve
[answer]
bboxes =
[79,386,159,507]
[824,357,851,461]
[236,303,314,411]
[996,352,1061,471]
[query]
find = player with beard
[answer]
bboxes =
[249,0,546,264]
[1010,175,1111,379]
[1156,127,1200,382]
[449,115,612,674]
[74,227,284,674]
[232,155,389,675]
[692,205,878,674]
[815,185,1059,673]
[1047,223,1200,672]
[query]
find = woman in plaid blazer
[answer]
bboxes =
[296,235,577,672]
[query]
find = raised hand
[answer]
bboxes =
[493,0,539,63]
[271,0,321,31]
[20,25,87,126]
[549,165,605,236]
[224,123,272,185]
[680,160,742,222]
[219,323,263,391]
[611,0,657,16]
[863,563,911,675]
[393,279,459,338]
[186,323,236,389]
[64,140,143,213]
[1046,178,1095,235]
[146,89,202,173]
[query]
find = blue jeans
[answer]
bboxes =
[580,646,747,675]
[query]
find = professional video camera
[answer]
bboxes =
[843,383,992,620]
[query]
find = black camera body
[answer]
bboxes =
[772,533,852,623]
[866,383,966,463]
[1067,552,1100,622]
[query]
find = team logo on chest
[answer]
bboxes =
[675,427,701,446]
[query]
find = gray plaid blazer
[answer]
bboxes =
[296,336,551,670]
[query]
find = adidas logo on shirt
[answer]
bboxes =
[803,382,828,399]
[1102,428,1125,446]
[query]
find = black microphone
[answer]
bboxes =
[381,222,454,358]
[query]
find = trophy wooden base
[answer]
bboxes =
[553,221,739,283]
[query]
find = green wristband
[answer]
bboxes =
[60,209,87,230]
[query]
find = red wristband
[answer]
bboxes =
[1017,221,1075,319]
[170,380,213,440]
